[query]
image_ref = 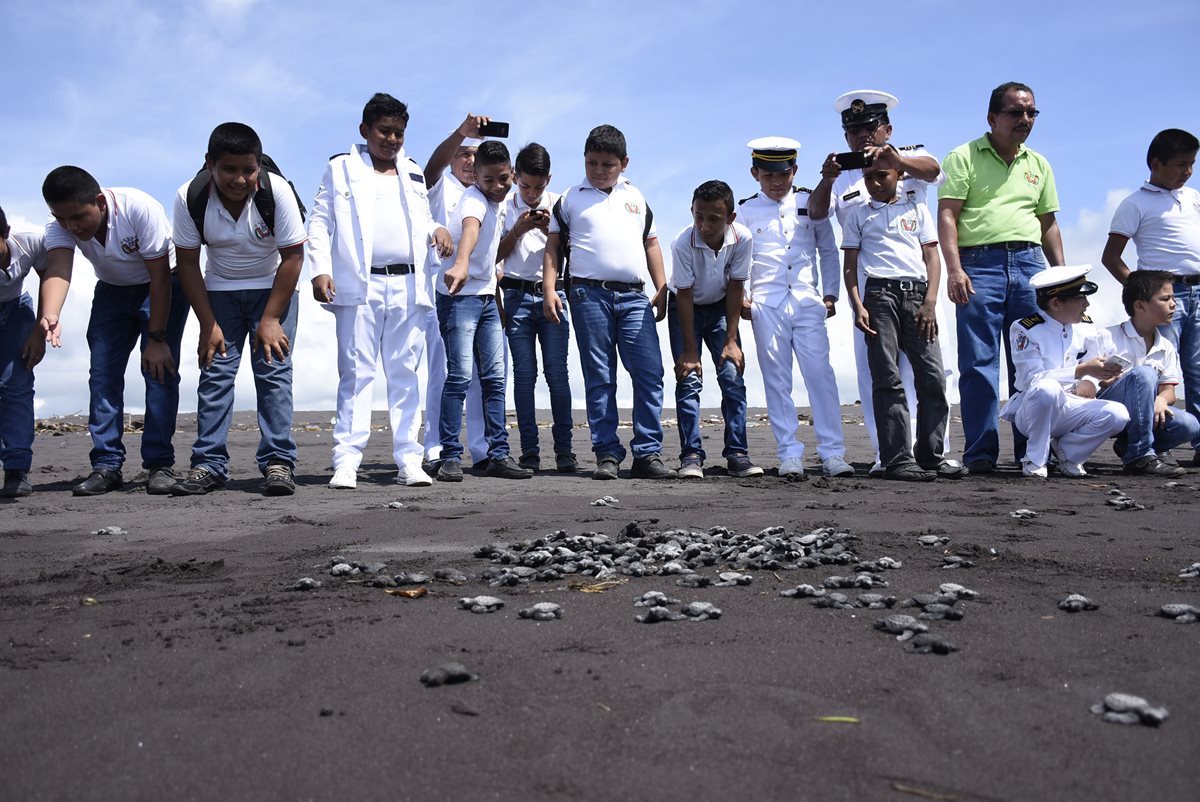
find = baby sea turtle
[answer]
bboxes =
[779,584,825,599]
[90,526,129,536]
[874,614,928,640]
[903,632,958,655]
[1009,509,1039,520]
[942,556,975,569]
[855,593,896,609]
[917,534,950,546]
[636,606,687,623]
[288,577,322,591]
[1178,562,1200,579]
[1090,693,1168,726]
[918,603,964,621]
[634,591,680,607]
[457,595,504,614]
[812,593,854,610]
[938,583,979,601]
[518,602,563,621]
[1105,493,1145,511]
[419,662,477,687]
[435,568,469,584]
[682,601,723,620]
[330,563,353,577]
[1157,603,1199,624]
[714,571,752,586]
[591,495,619,506]
[675,574,711,588]
[394,572,431,585]
[386,501,406,509]
[1058,594,1099,613]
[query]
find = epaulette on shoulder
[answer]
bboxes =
[1019,313,1045,330]
[1080,313,1093,323]
[738,194,757,206]
[328,152,350,161]
[897,144,925,151]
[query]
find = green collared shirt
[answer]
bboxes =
[938,134,1059,248]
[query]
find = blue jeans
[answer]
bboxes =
[191,288,298,478]
[0,293,36,471]
[568,283,665,461]
[503,287,573,457]
[666,294,748,461]
[436,293,509,462]
[1161,281,1200,452]
[86,274,189,471]
[1100,364,1200,462]
[955,244,1045,466]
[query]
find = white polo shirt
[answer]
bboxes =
[1105,319,1182,385]
[501,190,559,281]
[45,187,174,286]
[437,185,502,296]
[737,188,839,309]
[668,221,752,306]
[818,146,944,226]
[548,177,657,284]
[429,171,469,242]
[1109,182,1200,276]
[1,230,49,304]
[172,176,307,291]
[841,197,938,281]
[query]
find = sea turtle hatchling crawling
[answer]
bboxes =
[903,632,958,655]
[1090,693,1169,726]
[681,601,722,620]
[873,614,929,640]
[518,602,563,621]
[457,595,505,614]
[636,606,687,623]
[634,591,681,607]
[938,583,980,601]
[1058,594,1099,613]
[779,584,825,599]
[1157,603,1200,624]
[419,662,477,687]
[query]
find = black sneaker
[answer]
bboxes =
[437,458,464,482]
[1,469,32,498]
[518,453,541,471]
[263,462,296,496]
[1124,455,1187,478]
[593,457,620,480]
[73,468,123,497]
[964,459,995,475]
[146,467,177,496]
[726,454,764,478]
[486,456,534,479]
[630,455,676,479]
[171,467,225,496]
[555,452,578,473]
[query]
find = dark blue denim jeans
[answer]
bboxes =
[0,293,36,470]
[436,293,509,462]
[1161,281,1200,452]
[502,287,573,457]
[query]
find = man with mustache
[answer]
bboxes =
[938,81,1064,474]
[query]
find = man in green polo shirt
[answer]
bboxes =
[938,80,1065,473]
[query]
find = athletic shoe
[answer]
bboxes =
[868,461,886,478]
[263,462,296,496]
[778,457,805,478]
[1124,455,1187,478]
[397,465,434,487]
[631,455,676,479]
[885,463,937,482]
[1049,440,1087,477]
[328,466,357,489]
[518,453,541,471]
[486,456,534,479]
[677,455,704,479]
[919,458,967,479]
[555,453,578,473]
[171,467,225,496]
[1021,460,1048,479]
[726,454,764,478]
[821,455,855,478]
[1,470,32,498]
[73,469,123,497]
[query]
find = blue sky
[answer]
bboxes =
[5,0,1199,417]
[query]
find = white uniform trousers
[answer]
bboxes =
[750,294,846,461]
[1009,378,1129,469]
[422,307,496,464]
[852,273,953,462]
[331,274,427,472]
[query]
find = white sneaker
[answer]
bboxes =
[1021,460,1049,478]
[328,466,357,489]
[822,454,856,477]
[1050,440,1087,477]
[779,457,806,477]
[398,465,434,487]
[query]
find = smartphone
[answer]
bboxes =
[479,121,510,138]
[1104,353,1132,371]
[834,151,872,171]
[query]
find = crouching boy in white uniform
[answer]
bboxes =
[307,93,453,488]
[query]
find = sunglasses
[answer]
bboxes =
[999,108,1040,119]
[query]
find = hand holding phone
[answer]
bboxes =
[479,121,510,138]
[834,151,873,171]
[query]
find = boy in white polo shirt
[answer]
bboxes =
[1100,270,1198,477]
[307,93,453,489]
[496,142,576,473]
[1,207,49,498]
[738,137,852,479]
[38,166,189,497]
[668,179,761,480]
[171,122,307,496]
[543,124,674,480]
[842,165,959,481]
[435,140,531,482]
[1102,128,1200,465]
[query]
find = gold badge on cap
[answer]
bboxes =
[850,99,866,113]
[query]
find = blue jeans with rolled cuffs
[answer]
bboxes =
[1100,364,1200,462]
[568,283,665,462]
[954,244,1045,466]
[666,293,749,462]
[1161,281,1200,452]
[0,293,37,471]
[436,293,510,463]
[502,287,573,458]
[191,288,298,479]
[86,273,190,471]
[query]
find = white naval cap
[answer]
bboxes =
[835,90,899,129]
[747,136,801,172]
[461,137,483,148]
[1029,264,1099,298]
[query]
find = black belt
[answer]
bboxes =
[866,277,928,292]
[370,263,414,275]
[571,277,645,293]
[499,276,546,295]
[1173,274,1200,286]
[963,241,1038,251]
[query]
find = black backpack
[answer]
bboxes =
[185,154,307,245]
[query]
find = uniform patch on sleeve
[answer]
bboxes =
[1015,332,1030,351]
[1019,313,1045,330]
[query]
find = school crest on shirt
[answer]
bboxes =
[120,235,140,254]
[899,214,917,232]
[253,222,272,240]
[625,202,641,215]
[1024,171,1040,186]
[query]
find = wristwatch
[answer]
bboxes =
[147,329,168,342]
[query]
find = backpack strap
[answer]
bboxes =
[643,204,654,242]
[253,172,276,237]
[551,196,570,286]
[185,169,212,245]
